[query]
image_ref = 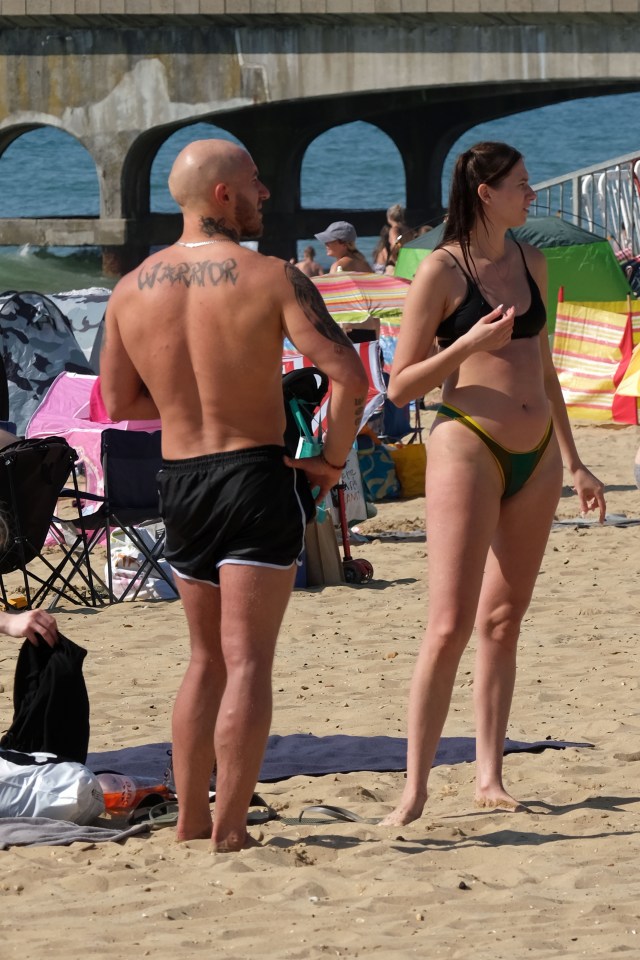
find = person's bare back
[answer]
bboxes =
[106,243,298,459]
[294,245,323,278]
[101,142,365,468]
[99,139,368,852]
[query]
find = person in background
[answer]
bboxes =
[314,221,373,274]
[385,205,415,275]
[99,139,368,852]
[386,203,411,249]
[0,448,59,648]
[293,245,324,278]
[372,225,392,274]
[0,608,58,647]
[382,141,605,826]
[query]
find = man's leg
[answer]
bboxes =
[172,576,224,841]
[212,562,296,851]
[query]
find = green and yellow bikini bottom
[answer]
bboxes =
[436,402,553,499]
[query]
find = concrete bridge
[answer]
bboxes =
[1,1,640,270]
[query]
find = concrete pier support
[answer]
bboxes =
[1,7,640,274]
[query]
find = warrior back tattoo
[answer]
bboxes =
[285,263,352,351]
[138,258,238,289]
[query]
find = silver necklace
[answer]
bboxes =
[176,239,236,247]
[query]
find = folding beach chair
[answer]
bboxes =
[0,437,99,610]
[378,374,423,444]
[74,428,178,603]
[282,367,373,585]
[282,366,329,455]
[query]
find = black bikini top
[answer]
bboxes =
[436,242,546,349]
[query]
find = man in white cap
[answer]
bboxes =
[314,221,373,274]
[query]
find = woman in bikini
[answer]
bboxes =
[382,142,605,826]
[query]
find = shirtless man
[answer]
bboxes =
[314,221,373,274]
[99,139,368,852]
[294,245,324,278]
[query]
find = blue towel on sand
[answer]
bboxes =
[87,734,591,783]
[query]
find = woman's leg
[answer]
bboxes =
[473,440,563,808]
[382,421,503,826]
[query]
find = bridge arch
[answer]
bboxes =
[0,124,99,219]
[300,121,405,214]
[149,123,245,215]
[1,8,640,270]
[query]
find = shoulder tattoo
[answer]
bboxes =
[284,262,352,351]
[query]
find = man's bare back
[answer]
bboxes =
[99,139,368,852]
[105,243,301,459]
[101,151,364,468]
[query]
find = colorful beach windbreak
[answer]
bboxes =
[311,272,410,370]
[552,299,640,423]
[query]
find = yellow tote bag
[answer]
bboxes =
[387,442,427,497]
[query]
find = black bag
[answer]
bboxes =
[0,632,90,763]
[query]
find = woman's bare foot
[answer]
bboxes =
[474,786,528,812]
[380,790,427,827]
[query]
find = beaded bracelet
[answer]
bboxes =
[320,449,347,471]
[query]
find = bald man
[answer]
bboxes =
[100,139,368,852]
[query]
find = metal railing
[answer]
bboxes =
[532,149,640,260]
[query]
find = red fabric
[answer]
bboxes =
[612,310,638,425]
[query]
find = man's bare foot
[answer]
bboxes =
[474,787,528,812]
[211,830,262,853]
[177,825,213,841]
[176,814,213,842]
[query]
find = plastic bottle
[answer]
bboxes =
[96,772,173,815]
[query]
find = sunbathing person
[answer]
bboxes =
[293,245,324,278]
[315,221,373,274]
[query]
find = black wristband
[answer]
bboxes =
[320,449,347,471]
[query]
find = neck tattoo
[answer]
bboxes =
[176,238,237,248]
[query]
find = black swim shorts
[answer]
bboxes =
[157,444,315,586]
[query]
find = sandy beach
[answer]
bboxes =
[1,417,640,959]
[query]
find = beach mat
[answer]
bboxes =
[87,734,591,784]
[0,817,148,849]
[553,513,640,528]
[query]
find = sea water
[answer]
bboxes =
[1,91,640,293]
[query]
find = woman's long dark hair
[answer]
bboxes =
[438,141,523,272]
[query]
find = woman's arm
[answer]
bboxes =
[388,253,515,407]
[540,331,606,520]
[527,244,606,520]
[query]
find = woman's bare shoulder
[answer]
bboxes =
[514,239,545,268]
[413,246,463,284]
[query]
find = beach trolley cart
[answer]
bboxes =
[334,481,374,584]
[281,367,374,585]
